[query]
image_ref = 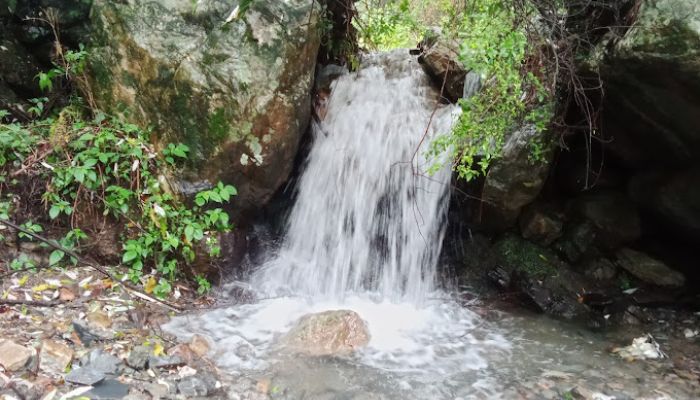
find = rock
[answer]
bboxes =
[616,248,686,287]
[0,340,34,372]
[481,125,551,230]
[554,221,597,263]
[9,379,43,400]
[417,36,467,101]
[281,310,370,356]
[519,203,564,246]
[612,334,664,360]
[144,382,170,399]
[177,374,217,397]
[599,0,700,168]
[148,355,184,369]
[40,340,74,374]
[85,379,130,400]
[65,367,106,386]
[0,24,42,99]
[87,349,122,375]
[492,235,591,320]
[58,287,76,301]
[571,192,641,248]
[88,0,323,213]
[584,258,618,281]
[188,334,211,357]
[73,319,111,345]
[628,168,700,243]
[87,311,112,331]
[126,346,150,370]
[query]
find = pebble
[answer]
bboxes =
[0,340,34,372]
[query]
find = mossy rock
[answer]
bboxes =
[87,0,322,213]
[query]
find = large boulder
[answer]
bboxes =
[601,0,700,167]
[616,248,686,288]
[480,125,551,230]
[417,35,468,102]
[280,310,370,356]
[628,168,700,243]
[88,0,322,212]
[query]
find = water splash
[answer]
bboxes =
[253,50,458,303]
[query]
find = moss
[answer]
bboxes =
[207,108,232,142]
[495,235,558,279]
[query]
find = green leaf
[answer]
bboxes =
[49,250,65,266]
[122,250,138,263]
[49,205,60,220]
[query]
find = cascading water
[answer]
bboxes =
[164,51,511,397]
[252,50,456,303]
[164,51,700,400]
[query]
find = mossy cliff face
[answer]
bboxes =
[88,0,321,212]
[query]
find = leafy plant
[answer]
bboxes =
[1,112,236,297]
[427,0,554,180]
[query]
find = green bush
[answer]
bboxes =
[0,109,235,296]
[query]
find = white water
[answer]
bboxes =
[162,51,700,400]
[253,51,457,303]
[165,50,510,394]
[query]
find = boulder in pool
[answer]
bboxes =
[281,310,370,356]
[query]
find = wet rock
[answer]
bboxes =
[616,248,685,287]
[88,0,323,213]
[0,340,33,372]
[583,258,618,281]
[126,345,150,370]
[519,203,564,246]
[281,310,370,356]
[39,340,73,374]
[571,192,641,248]
[188,334,211,357]
[85,379,130,400]
[417,36,467,102]
[481,125,551,230]
[65,367,106,386]
[88,349,122,375]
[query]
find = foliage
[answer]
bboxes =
[427,0,554,180]
[0,111,236,297]
[353,0,421,50]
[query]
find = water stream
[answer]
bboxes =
[165,51,699,399]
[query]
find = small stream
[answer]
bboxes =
[165,51,700,399]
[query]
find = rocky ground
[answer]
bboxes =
[0,265,271,400]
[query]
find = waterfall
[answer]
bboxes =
[252,50,458,302]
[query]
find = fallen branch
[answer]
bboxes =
[0,219,184,313]
[0,298,62,307]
